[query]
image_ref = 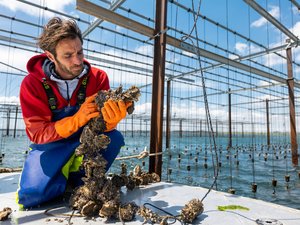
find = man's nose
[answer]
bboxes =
[73,55,82,65]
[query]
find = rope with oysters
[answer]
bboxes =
[68,85,204,224]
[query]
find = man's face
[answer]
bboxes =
[46,37,84,80]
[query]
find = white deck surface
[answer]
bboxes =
[1,172,300,225]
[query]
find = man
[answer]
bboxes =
[17,17,129,209]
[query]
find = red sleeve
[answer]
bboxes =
[20,75,62,144]
[21,67,110,144]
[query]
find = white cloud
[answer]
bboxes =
[0,45,35,72]
[0,96,19,104]
[234,42,264,56]
[0,0,74,18]
[291,21,300,38]
[135,45,153,55]
[134,102,152,116]
[262,52,284,67]
[258,80,277,86]
[251,5,280,28]
[86,46,153,87]
[182,50,195,57]
[115,25,125,33]
[235,42,248,54]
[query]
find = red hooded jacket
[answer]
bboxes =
[20,54,110,144]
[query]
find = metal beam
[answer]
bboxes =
[180,82,286,100]
[82,0,126,37]
[170,43,289,82]
[290,0,300,10]
[0,35,36,48]
[244,0,299,43]
[76,0,300,88]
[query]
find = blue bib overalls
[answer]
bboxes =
[17,105,124,209]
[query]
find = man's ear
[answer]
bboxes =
[45,50,55,62]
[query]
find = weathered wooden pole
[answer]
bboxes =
[6,108,11,136]
[266,99,270,146]
[286,46,298,166]
[149,0,168,176]
[13,106,18,138]
[228,89,232,148]
[166,80,171,151]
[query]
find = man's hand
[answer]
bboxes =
[75,94,100,127]
[55,94,100,138]
[101,100,131,131]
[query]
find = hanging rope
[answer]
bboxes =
[179,0,219,202]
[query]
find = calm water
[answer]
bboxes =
[1,133,300,210]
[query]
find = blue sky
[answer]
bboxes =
[0,0,299,132]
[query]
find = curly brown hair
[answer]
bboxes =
[37,17,83,56]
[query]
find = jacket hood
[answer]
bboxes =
[26,53,48,81]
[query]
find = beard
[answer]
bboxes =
[55,57,84,78]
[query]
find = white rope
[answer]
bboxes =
[116,146,163,160]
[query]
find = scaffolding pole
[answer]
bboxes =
[149,0,168,177]
[286,47,298,166]
[266,99,270,146]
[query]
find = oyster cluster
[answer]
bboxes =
[0,207,12,221]
[69,86,159,220]
[179,198,204,223]
[136,198,203,225]
[69,85,203,223]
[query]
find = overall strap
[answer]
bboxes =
[42,78,57,111]
[77,76,88,106]
[42,76,88,111]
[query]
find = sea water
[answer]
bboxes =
[0,133,299,210]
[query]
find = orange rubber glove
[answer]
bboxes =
[101,100,132,131]
[55,94,100,138]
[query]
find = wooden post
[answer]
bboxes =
[131,114,134,138]
[200,119,202,137]
[266,99,270,146]
[286,47,298,166]
[228,89,232,148]
[179,119,183,138]
[215,119,218,137]
[6,108,11,136]
[166,80,171,151]
[13,106,18,138]
[149,0,168,176]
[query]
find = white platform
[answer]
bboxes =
[1,172,300,225]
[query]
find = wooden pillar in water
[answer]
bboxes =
[286,47,298,166]
[228,89,232,148]
[131,114,134,138]
[216,119,218,137]
[6,108,11,136]
[140,119,142,136]
[179,119,183,138]
[166,80,171,151]
[200,119,202,137]
[13,106,18,138]
[241,123,244,137]
[266,99,270,146]
[149,0,167,176]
